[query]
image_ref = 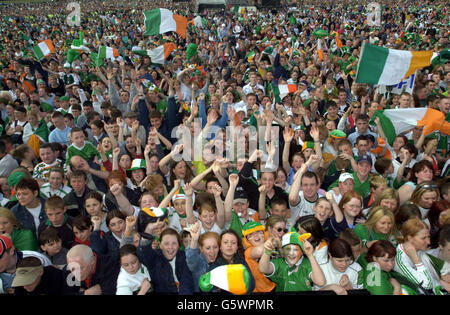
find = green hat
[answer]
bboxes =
[242,221,265,238]
[281,232,305,250]
[127,159,146,171]
[8,171,27,187]
[186,43,198,60]
[301,141,315,152]
[59,96,69,101]
[330,129,347,139]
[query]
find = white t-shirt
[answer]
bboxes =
[289,191,322,227]
[27,205,42,234]
[314,260,363,291]
[116,265,151,295]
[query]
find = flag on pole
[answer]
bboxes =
[98,46,120,60]
[143,8,188,38]
[355,43,436,85]
[272,84,297,103]
[32,40,55,60]
[133,43,176,65]
[370,108,450,146]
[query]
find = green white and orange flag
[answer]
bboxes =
[199,264,252,295]
[98,46,119,60]
[272,84,297,103]
[317,38,324,61]
[133,43,176,65]
[356,43,437,85]
[370,108,450,146]
[143,8,188,38]
[32,40,55,60]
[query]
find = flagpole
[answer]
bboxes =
[354,41,366,83]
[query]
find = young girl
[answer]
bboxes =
[206,229,255,292]
[294,216,329,264]
[274,168,291,193]
[394,218,448,294]
[84,191,108,233]
[126,159,147,191]
[265,215,288,241]
[158,180,188,233]
[40,167,72,199]
[137,226,194,294]
[116,244,152,295]
[0,207,38,251]
[316,239,363,294]
[409,181,440,221]
[354,206,399,249]
[259,232,325,292]
[184,183,225,235]
[90,209,126,259]
[242,221,276,293]
[361,240,406,295]
[185,221,220,292]
[72,215,94,246]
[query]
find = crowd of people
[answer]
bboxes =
[0,0,449,295]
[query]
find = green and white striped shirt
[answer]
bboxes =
[40,183,72,199]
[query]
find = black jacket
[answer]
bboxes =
[14,266,72,296]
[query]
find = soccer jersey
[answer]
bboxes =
[267,256,313,292]
[66,141,101,165]
[33,159,66,183]
[40,183,72,199]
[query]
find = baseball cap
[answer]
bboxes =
[0,234,13,258]
[339,172,354,183]
[233,187,248,204]
[125,111,138,119]
[12,264,43,287]
[357,154,373,165]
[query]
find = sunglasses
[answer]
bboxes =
[353,106,361,109]
[275,227,288,233]
[422,184,438,189]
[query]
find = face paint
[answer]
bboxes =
[283,244,302,267]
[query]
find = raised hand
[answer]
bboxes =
[228,173,239,187]
[183,183,194,197]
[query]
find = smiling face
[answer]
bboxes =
[108,217,125,237]
[200,237,220,264]
[246,230,265,247]
[283,244,302,267]
[160,234,179,261]
[343,197,362,218]
[375,215,393,235]
[314,199,332,224]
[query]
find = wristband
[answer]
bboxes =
[264,249,273,256]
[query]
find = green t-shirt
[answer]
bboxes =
[66,141,101,165]
[11,227,39,251]
[352,172,371,199]
[362,262,395,295]
[268,257,313,292]
[354,224,396,247]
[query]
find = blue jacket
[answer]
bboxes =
[89,230,120,259]
[185,247,211,293]
[11,198,47,238]
[137,239,194,295]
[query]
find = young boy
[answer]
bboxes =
[37,196,75,249]
[39,227,68,269]
[362,175,388,211]
[39,167,72,199]
[65,127,101,166]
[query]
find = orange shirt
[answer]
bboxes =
[244,247,276,293]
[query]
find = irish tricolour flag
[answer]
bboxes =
[32,40,55,60]
[199,264,251,295]
[143,8,188,38]
[133,43,176,65]
[371,108,450,146]
[272,84,297,103]
[98,46,119,60]
[356,44,437,85]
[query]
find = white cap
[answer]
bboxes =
[339,172,354,183]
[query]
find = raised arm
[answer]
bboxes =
[282,127,293,174]
[224,173,239,224]
[183,182,197,225]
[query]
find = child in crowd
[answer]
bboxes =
[39,227,68,269]
[116,244,152,295]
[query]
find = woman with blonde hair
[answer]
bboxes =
[144,174,167,203]
[410,181,440,221]
[0,207,38,251]
[354,206,398,250]
[394,218,449,293]
[370,188,400,214]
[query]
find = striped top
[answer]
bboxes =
[40,183,72,199]
[393,244,440,291]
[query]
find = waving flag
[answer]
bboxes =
[143,8,188,38]
[32,40,55,60]
[133,43,176,65]
[98,46,120,60]
[356,43,437,85]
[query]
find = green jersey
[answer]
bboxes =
[268,257,313,292]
